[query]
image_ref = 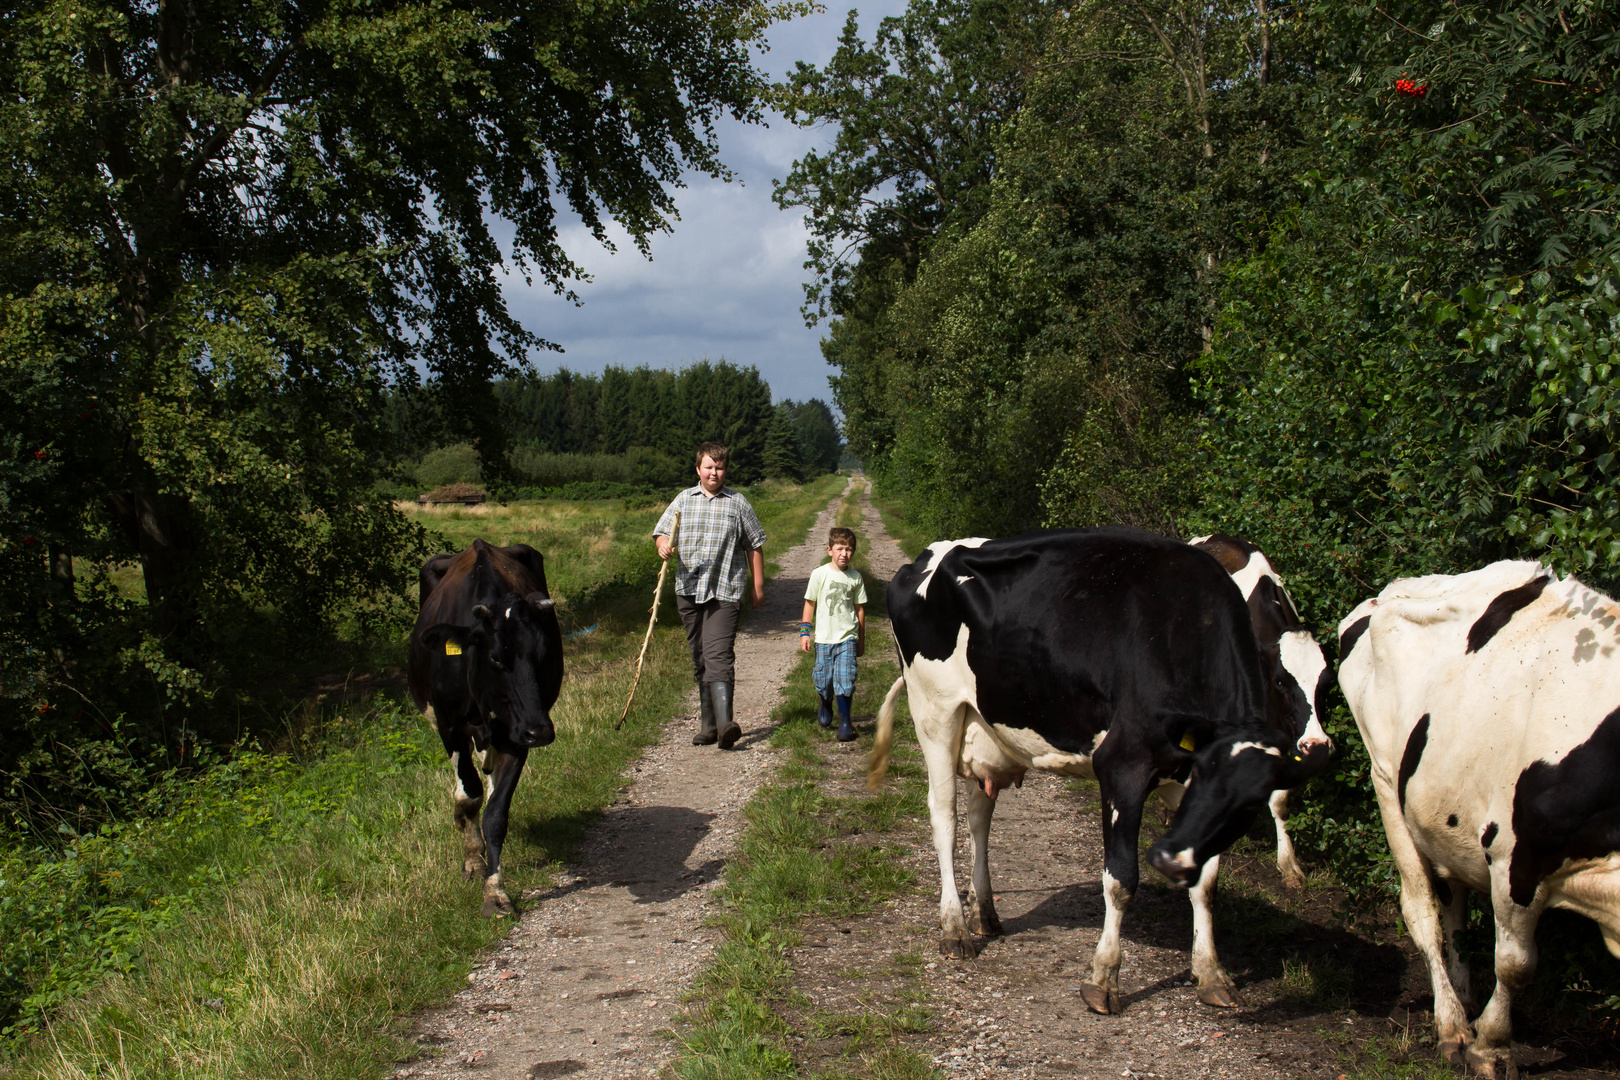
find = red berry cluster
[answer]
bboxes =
[1395,75,1428,98]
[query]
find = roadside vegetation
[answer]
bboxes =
[0,477,842,1079]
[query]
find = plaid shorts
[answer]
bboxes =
[813,639,857,698]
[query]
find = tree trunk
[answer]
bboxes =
[108,475,201,642]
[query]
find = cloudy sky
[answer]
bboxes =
[499,2,909,407]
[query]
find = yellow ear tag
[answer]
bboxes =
[444,641,462,656]
[1179,733,1196,751]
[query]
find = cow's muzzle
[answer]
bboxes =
[1147,840,1201,887]
[519,718,555,748]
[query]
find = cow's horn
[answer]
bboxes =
[472,604,492,620]
[526,591,555,610]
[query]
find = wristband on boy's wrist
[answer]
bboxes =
[799,622,813,636]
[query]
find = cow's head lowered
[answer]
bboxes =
[1148,731,1333,885]
[421,591,562,749]
[1261,629,1333,751]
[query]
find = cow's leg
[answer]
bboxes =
[963,781,1002,937]
[1270,789,1306,888]
[1189,854,1239,1007]
[920,704,973,958]
[1082,770,1152,1015]
[1436,877,1474,1010]
[1466,885,1538,1079]
[1372,785,1473,1064]
[479,746,530,917]
[440,718,488,880]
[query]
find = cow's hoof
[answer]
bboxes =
[1280,866,1306,890]
[968,909,1003,937]
[463,862,487,882]
[1439,1035,1471,1066]
[1196,980,1240,1009]
[1078,981,1120,1015]
[1465,1046,1516,1080]
[482,894,515,918]
[938,935,978,960]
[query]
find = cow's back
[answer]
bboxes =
[889,527,1265,751]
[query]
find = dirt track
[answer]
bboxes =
[394,485,1619,1080]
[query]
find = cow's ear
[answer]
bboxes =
[526,591,556,612]
[1277,738,1333,786]
[420,623,470,652]
[1165,716,1214,756]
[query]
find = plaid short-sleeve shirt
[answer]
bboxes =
[654,485,767,604]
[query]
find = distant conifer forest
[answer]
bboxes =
[382,360,844,497]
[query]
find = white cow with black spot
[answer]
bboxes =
[1339,560,1620,1078]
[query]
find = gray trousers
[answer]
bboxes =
[675,595,740,684]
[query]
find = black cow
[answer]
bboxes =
[409,539,564,916]
[867,527,1331,1013]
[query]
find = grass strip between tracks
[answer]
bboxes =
[672,498,941,1080]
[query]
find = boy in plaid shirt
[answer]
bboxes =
[800,527,866,742]
[655,441,767,749]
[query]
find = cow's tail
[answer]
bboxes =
[866,675,907,790]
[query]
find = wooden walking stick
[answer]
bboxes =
[619,509,679,728]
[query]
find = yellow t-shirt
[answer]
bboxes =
[804,562,867,645]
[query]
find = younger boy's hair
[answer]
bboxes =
[827,527,858,550]
[696,441,729,467]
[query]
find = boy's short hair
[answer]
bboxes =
[696,441,729,467]
[827,527,858,550]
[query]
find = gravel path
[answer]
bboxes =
[397,479,855,1080]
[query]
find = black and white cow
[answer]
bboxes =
[1339,561,1620,1078]
[409,539,564,916]
[1185,535,1332,887]
[867,527,1333,1013]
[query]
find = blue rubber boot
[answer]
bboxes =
[810,689,835,731]
[836,694,856,742]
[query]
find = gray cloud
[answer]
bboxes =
[500,3,908,406]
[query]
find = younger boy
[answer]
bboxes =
[800,527,867,742]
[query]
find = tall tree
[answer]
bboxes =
[762,402,806,480]
[787,398,842,475]
[773,0,1042,320]
[800,0,1312,536]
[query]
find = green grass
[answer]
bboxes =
[1335,1033,1455,1080]
[671,516,936,1080]
[865,481,931,561]
[1275,953,1353,1007]
[0,478,845,1080]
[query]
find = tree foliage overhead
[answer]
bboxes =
[773,0,1040,320]
[796,0,1312,537]
[1,0,792,823]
